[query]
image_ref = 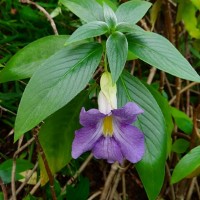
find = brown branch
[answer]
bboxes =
[30,180,41,195]
[11,159,17,200]
[16,162,38,197]
[169,82,199,105]
[100,162,119,200]
[159,71,165,93]
[88,191,102,200]
[186,177,196,200]
[166,163,175,200]
[20,0,58,35]
[33,129,57,200]
[10,137,35,200]
[0,177,8,200]
[147,67,157,85]
[67,153,93,185]
[122,173,126,200]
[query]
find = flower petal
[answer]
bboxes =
[72,125,102,159]
[80,107,105,127]
[92,136,124,164]
[114,123,145,163]
[112,102,144,124]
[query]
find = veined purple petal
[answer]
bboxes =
[113,122,145,163]
[112,102,144,124]
[72,124,102,159]
[92,136,123,164]
[80,107,105,127]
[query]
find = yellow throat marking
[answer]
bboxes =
[103,116,113,136]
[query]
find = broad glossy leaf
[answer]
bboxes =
[14,42,103,141]
[0,35,68,83]
[39,92,89,185]
[116,0,151,25]
[0,159,33,184]
[66,21,109,45]
[103,3,117,29]
[144,83,173,156]
[126,29,200,82]
[60,0,104,22]
[171,107,193,135]
[118,71,166,200]
[171,146,200,183]
[106,32,128,83]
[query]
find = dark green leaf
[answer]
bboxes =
[38,92,89,185]
[0,35,68,83]
[0,193,3,200]
[172,139,190,154]
[14,42,103,141]
[60,0,104,22]
[0,159,33,184]
[171,146,200,183]
[103,3,117,29]
[66,21,109,44]
[66,176,90,200]
[106,32,128,83]
[126,29,200,82]
[116,0,151,25]
[171,107,193,134]
[118,71,166,200]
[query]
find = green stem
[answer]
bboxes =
[104,51,108,72]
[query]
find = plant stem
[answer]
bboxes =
[33,129,57,200]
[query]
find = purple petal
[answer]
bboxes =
[80,108,105,127]
[114,123,145,163]
[112,102,144,124]
[72,125,102,159]
[92,136,124,164]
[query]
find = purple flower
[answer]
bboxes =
[72,92,145,164]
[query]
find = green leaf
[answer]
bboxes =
[115,22,140,33]
[177,0,200,39]
[14,42,103,141]
[0,35,68,83]
[144,83,173,156]
[96,0,118,11]
[150,0,162,30]
[106,32,128,83]
[126,29,200,82]
[59,0,104,22]
[0,159,33,184]
[66,21,109,45]
[0,193,3,200]
[103,3,117,29]
[171,107,193,135]
[171,146,200,184]
[116,0,151,25]
[38,92,89,185]
[172,139,190,154]
[191,0,200,9]
[66,176,90,200]
[118,71,166,200]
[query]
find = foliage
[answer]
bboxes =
[0,0,200,200]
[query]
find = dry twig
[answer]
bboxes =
[20,0,58,35]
